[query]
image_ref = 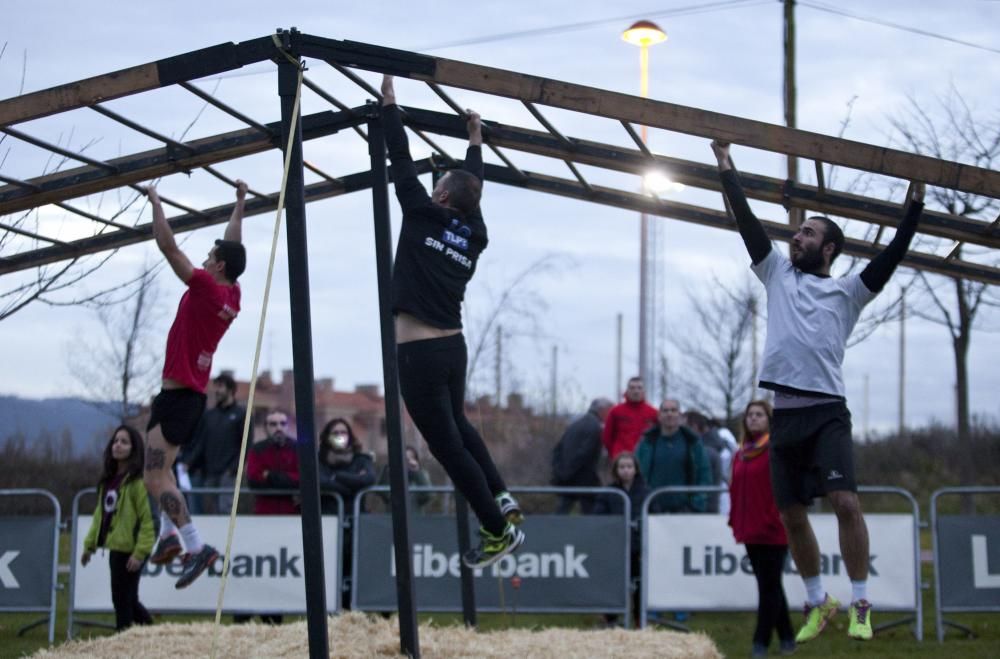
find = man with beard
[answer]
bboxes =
[182,373,246,514]
[710,141,923,644]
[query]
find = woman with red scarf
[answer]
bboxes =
[729,400,796,657]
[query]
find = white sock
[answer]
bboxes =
[179,523,204,553]
[160,512,177,539]
[851,580,867,603]
[804,576,825,606]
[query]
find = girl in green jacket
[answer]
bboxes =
[81,424,155,630]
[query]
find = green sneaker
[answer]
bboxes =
[795,593,840,643]
[848,599,873,640]
[495,491,524,525]
[462,523,525,569]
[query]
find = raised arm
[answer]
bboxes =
[223,179,248,242]
[463,110,484,180]
[711,141,772,265]
[860,182,924,292]
[380,75,431,211]
[146,185,194,283]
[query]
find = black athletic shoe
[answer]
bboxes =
[149,533,183,565]
[462,523,525,569]
[175,544,219,589]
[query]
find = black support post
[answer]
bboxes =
[430,167,477,628]
[278,54,329,659]
[366,104,420,659]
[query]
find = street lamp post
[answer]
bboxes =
[622,20,666,397]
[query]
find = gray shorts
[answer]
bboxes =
[770,401,856,509]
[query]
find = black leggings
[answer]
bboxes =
[398,334,507,535]
[109,551,153,631]
[745,543,795,647]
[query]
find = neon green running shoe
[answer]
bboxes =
[848,599,873,640]
[462,523,525,569]
[795,593,840,643]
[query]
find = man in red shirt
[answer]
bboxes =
[602,376,658,459]
[143,180,247,589]
[247,410,300,515]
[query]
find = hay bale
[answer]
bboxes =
[34,612,721,658]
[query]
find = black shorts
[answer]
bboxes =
[769,401,856,509]
[147,388,206,447]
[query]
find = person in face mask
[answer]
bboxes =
[317,417,375,610]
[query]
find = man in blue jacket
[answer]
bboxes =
[635,399,712,513]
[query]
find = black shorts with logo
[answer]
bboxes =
[147,388,207,447]
[769,401,856,509]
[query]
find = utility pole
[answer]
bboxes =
[551,344,558,416]
[783,0,803,227]
[863,373,870,441]
[495,324,502,408]
[615,312,623,398]
[899,293,906,434]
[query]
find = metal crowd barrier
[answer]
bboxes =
[351,485,631,626]
[67,486,343,638]
[930,486,1000,642]
[0,488,60,645]
[640,484,923,640]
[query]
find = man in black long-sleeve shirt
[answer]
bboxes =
[711,140,923,645]
[380,75,524,569]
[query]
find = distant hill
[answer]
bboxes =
[0,395,120,456]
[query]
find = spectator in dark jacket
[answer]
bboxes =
[593,451,648,627]
[552,397,614,514]
[317,418,376,516]
[181,373,246,514]
[317,417,375,611]
[635,399,712,513]
[685,410,723,514]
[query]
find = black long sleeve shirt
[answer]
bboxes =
[383,104,487,329]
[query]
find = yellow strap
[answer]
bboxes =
[210,37,304,657]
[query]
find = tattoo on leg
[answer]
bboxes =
[159,492,191,526]
[145,447,166,472]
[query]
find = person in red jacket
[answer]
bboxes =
[246,410,300,515]
[729,400,795,657]
[602,377,658,459]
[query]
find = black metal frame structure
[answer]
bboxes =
[3,28,1000,658]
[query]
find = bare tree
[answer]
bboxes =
[66,265,162,421]
[886,88,1000,496]
[667,274,762,424]
[463,254,574,403]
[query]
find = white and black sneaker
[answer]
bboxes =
[495,491,524,525]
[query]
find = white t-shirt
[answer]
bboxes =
[753,248,876,398]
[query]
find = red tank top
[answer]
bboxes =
[162,269,240,393]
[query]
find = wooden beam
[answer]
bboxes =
[0,109,363,215]
[480,164,1000,286]
[0,159,435,276]
[0,38,274,127]
[405,57,1000,199]
[398,107,1000,250]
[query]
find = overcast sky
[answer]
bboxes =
[2,0,999,434]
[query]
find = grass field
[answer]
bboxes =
[3,533,998,658]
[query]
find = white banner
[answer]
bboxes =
[646,513,916,610]
[72,515,340,613]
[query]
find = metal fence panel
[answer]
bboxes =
[931,487,1000,642]
[0,489,60,644]
[68,487,342,637]
[352,486,630,616]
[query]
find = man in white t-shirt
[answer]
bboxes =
[711,141,924,646]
